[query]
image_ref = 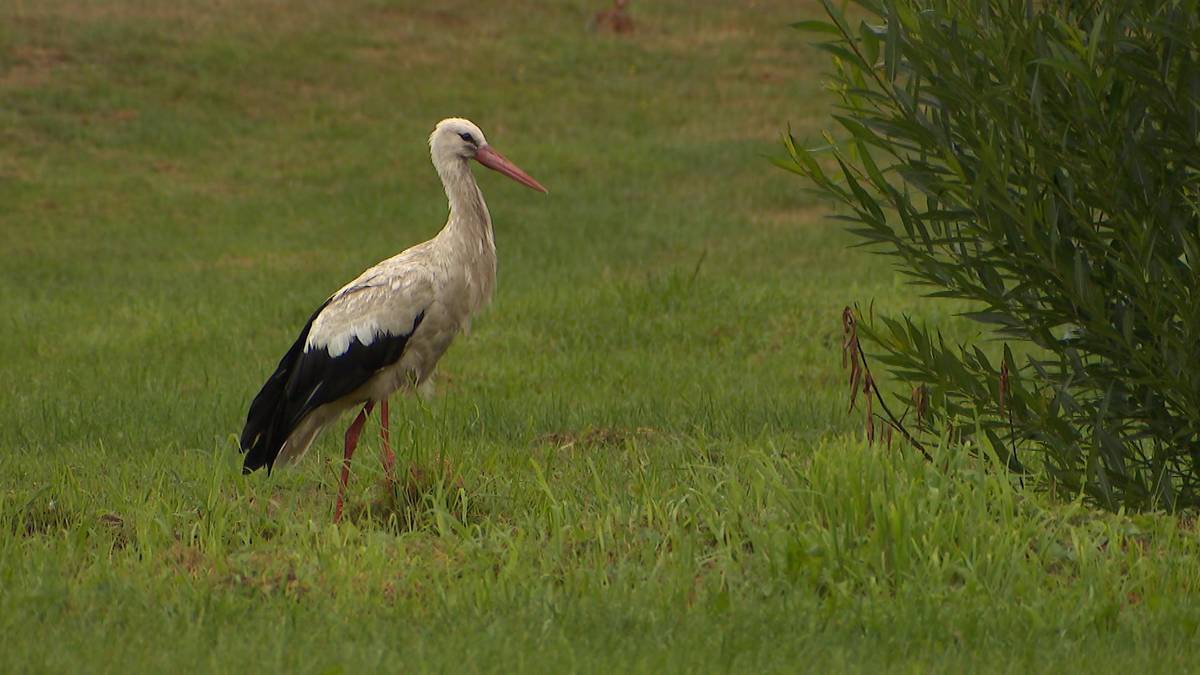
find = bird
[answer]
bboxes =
[238,118,547,522]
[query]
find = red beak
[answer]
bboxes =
[474,145,548,193]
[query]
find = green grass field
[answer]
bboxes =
[3,1,1200,672]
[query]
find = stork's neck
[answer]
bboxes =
[432,154,497,318]
[435,157,493,247]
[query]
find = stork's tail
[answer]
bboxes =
[240,305,325,474]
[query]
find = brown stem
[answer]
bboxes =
[844,307,933,462]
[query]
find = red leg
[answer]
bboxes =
[333,401,375,523]
[380,398,395,484]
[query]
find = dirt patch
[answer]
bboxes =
[167,542,212,576]
[537,426,659,451]
[354,458,474,532]
[98,512,131,550]
[9,0,301,37]
[13,493,79,538]
[748,205,829,230]
[198,249,327,273]
[0,46,70,89]
[220,549,309,597]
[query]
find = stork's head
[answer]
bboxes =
[430,117,547,193]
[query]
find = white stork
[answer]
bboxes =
[239,118,547,522]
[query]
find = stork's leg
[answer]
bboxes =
[333,401,375,524]
[380,398,395,485]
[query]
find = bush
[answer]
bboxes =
[782,0,1200,510]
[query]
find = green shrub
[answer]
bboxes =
[782,0,1200,510]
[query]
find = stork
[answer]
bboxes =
[239,118,547,522]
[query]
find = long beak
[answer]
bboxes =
[474,145,548,193]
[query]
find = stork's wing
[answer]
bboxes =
[240,256,436,472]
[305,269,432,358]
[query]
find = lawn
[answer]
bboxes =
[2,1,1200,672]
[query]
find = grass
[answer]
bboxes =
[2,1,1200,672]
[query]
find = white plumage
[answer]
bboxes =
[239,118,546,521]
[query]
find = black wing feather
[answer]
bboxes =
[240,302,425,474]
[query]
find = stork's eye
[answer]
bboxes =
[459,132,476,144]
